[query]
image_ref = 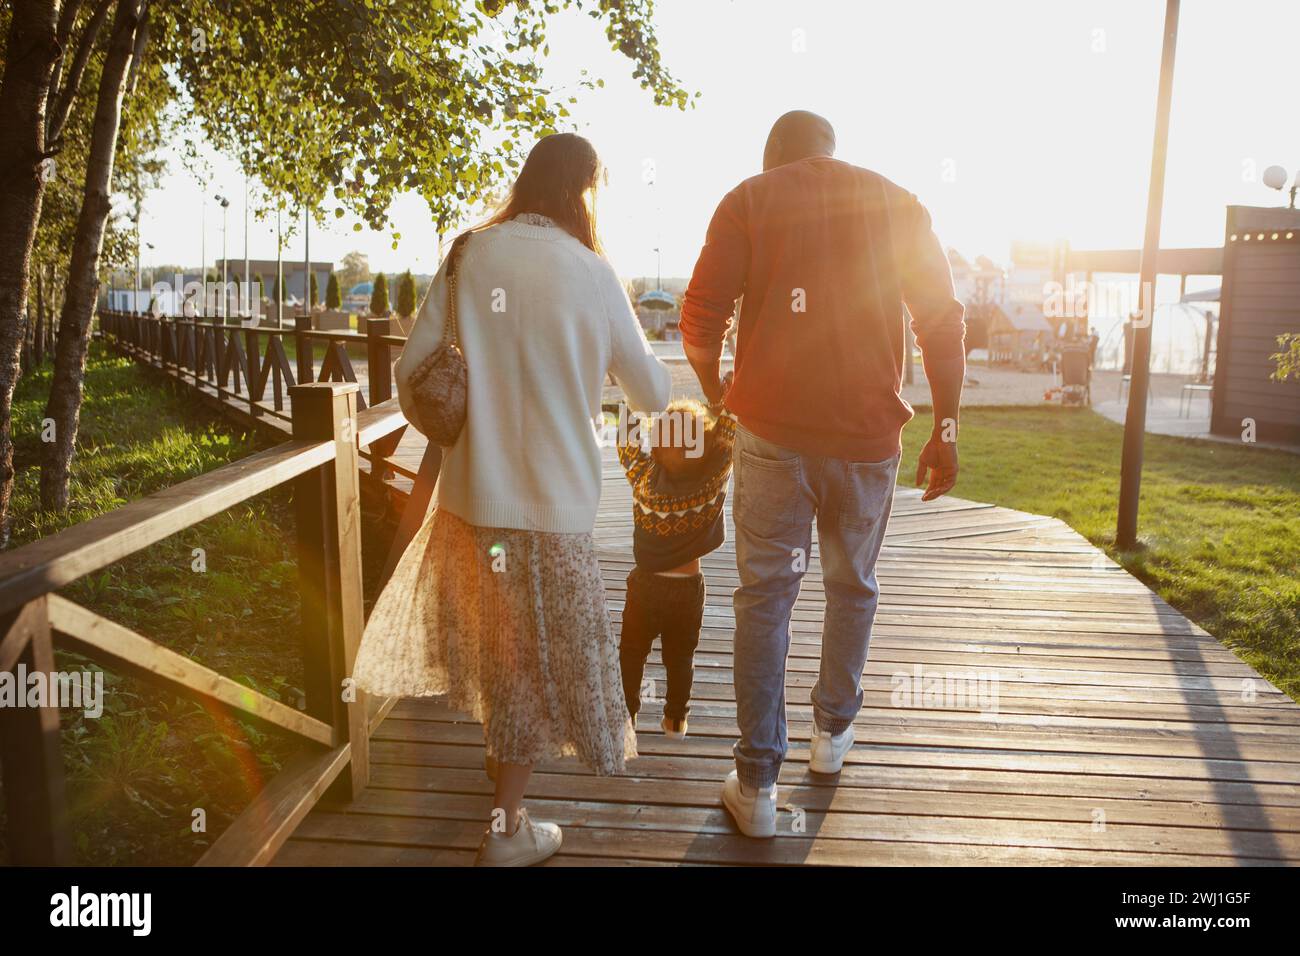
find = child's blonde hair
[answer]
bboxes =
[650,398,718,478]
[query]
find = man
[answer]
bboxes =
[679,110,965,837]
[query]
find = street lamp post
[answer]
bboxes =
[1116,0,1181,551]
[243,174,251,316]
[133,212,141,314]
[275,204,284,329]
[199,195,206,317]
[304,203,311,314]
[145,242,155,310]
[215,194,230,322]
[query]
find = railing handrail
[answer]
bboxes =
[100,310,407,345]
[0,437,334,617]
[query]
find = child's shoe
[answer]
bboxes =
[474,809,562,867]
[661,715,688,739]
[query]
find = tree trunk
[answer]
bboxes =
[0,1,62,544]
[40,0,146,512]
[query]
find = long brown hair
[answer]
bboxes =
[470,133,605,254]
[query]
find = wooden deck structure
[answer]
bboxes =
[3,311,1294,866]
[279,452,1300,866]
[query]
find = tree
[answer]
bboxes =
[0,1,80,540]
[337,250,369,292]
[1,0,692,523]
[369,272,388,317]
[324,271,340,310]
[396,269,416,318]
[41,0,151,511]
[1272,333,1300,383]
[308,270,318,308]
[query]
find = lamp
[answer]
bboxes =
[1261,165,1297,209]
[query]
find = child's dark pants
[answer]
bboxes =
[619,568,706,721]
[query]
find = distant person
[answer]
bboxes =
[679,110,966,837]
[354,133,670,866]
[1088,327,1100,367]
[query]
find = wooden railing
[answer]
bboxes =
[0,311,443,866]
[98,310,413,484]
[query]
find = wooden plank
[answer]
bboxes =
[197,744,351,866]
[49,596,333,746]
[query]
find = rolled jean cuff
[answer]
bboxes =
[813,712,854,736]
[811,695,858,736]
[734,746,779,791]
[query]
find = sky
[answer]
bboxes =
[137,0,1300,281]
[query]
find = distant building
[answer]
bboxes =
[987,301,1054,367]
[215,258,333,305]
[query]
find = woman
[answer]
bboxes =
[354,133,671,866]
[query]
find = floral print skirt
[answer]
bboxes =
[354,507,635,775]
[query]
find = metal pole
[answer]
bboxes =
[276,205,283,329]
[304,203,311,314]
[243,174,250,315]
[221,203,228,322]
[1116,0,1180,550]
[199,196,206,317]
[134,214,141,314]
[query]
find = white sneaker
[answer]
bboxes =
[474,809,562,867]
[722,770,777,839]
[809,720,855,774]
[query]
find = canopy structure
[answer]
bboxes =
[636,289,677,310]
[1179,286,1220,304]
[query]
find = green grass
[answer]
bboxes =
[5,346,302,865]
[900,405,1300,700]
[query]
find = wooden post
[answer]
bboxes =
[245,327,262,417]
[0,597,72,864]
[294,314,314,386]
[365,316,393,407]
[1117,0,1180,550]
[365,317,395,480]
[290,382,368,797]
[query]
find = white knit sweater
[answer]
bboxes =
[395,218,672,533]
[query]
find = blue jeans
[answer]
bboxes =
[731,424,899,789]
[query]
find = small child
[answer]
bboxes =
[617,390,736,739]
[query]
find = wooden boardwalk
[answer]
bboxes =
[88,314,1299,866]
[277,446,1300,867]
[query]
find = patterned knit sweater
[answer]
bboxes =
[617,410,737,572]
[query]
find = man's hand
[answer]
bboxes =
[685,341,725,405]
[915,432,958,501]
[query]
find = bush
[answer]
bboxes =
[370,272,389,317]
[397,269,416,318]
[325,272,341,310]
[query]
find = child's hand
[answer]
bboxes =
[710,371,735,412]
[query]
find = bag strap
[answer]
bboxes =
[444,232,472,350]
